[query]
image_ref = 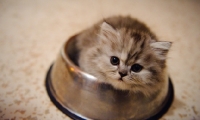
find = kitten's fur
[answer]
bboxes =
[76,16,171,96]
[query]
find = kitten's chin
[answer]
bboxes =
[106,78,132,91]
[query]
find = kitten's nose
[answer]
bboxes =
[119,71,127,78]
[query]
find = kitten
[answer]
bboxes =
[76,16,171,96]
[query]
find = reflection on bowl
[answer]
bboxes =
[45,34,174,120]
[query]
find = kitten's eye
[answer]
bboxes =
[131,64,143,72]
[110,56,120,65]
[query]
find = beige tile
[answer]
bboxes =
[0,0,200,119]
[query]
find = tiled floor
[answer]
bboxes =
[0,0,200,119]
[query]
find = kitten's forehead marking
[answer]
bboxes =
[120,50,128,63]
[131,32,142,42]
[108,29,150,66]
[120,36,134,64]
[124,32,149,65]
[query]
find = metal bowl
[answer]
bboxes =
[45,34,174,120]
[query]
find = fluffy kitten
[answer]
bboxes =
[76,16,171,96]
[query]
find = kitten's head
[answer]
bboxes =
[89,22,171,94]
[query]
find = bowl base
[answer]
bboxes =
[45,64,174,120]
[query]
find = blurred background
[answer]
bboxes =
[0,0,200,119]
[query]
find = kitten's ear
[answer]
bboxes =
[150,41,172,60]
[99,22,119,41]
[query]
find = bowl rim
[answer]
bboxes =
[46,64,174,120]
[61,35,98,81]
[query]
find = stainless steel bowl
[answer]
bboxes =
[46,34,173,120]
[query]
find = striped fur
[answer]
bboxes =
[77,16,171,96]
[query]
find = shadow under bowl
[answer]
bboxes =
[45,34,174,120]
